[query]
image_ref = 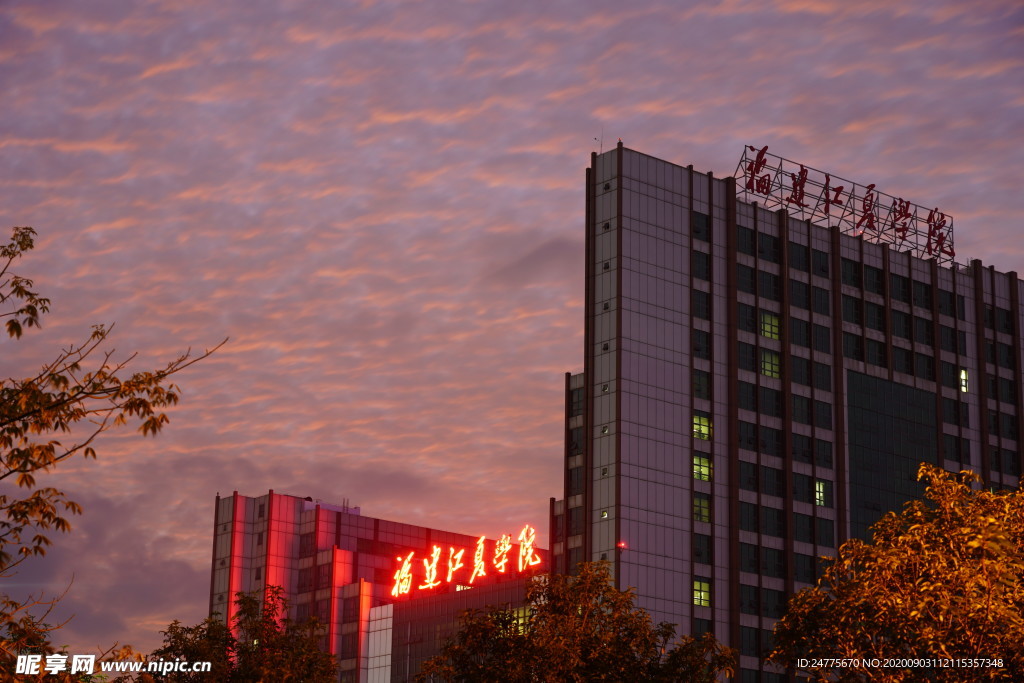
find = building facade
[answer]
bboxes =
[549,142,1023,680]
[211,491,544,682]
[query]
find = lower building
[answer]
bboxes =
[210,491,545,682]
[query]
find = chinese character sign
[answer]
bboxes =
[390,524,546,598]
[734,145,955,265]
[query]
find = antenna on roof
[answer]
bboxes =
[594,126,604,154]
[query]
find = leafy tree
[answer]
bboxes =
[768,464,1024,682]
[0,226,222,668]
[150,587,338,683]
[418,561,736,682]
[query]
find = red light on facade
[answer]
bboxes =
[617,541,627,549]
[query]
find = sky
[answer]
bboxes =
[1,0,1022,657]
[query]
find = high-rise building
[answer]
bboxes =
[550,142,1022,680]
[211,491,545,682]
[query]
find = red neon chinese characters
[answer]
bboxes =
[517,524,542,572]
[446,547,465,583]
[493,534,512,573]
[391,552,414,597]
[890,198,912,242]
[926,208,954,258]
[785,165,809,208]
[420,546,442,589]
[469,536,487,583]
[745,145,771,195]
[822,173,844,216]
[855,184,877,232]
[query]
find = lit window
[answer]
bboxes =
[815,480,833,507]
[960,369,969,393]
[693,493,711,523]
[693,455,712,482]
[761,349,781,378]
[693,413,713,440]
[693,578,711,607]
[760,311,781,340]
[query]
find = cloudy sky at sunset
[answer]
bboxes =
[2,0,1022,655]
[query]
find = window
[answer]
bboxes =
[812,286,830,315]
[892,310,911,339]
[794,473,814,504]
[740,502,758,532]
[570,388,584,417]
[941,361,958,389]
[762,507,784,537]
[894,347,913,375]
[343,596,359,623]
[793,395,812,425]
[843,333,864,361]
[813,362,832,392]
[817,519,835,547]
[738,421,757,451]
[762,588,786,618]
[693,329,711,359]
[813,324,830,353]
[738,341,757,371]
[740,585,759,615]
[693,578,711,607]
[816,439,833,468]
[761,426,783,456]
[299,532,315,557]
[915,352,935,381]
[738,381,757,412]
[760,311,781,339]
[568,506,583,535]
[693,492,711,523]
[737,225,755,255]
[693,412,713,440]
[693,453,712,481]
[761,466,784,497]
[692,289,711,320]
[841,258,862,287]
[791,318,810,348]
[789,242,809,272]
[890,274,910,303]
[569,427,583,456]
[942,398,962,426]
[914,316,934,346]
[997,307,1014,334]
[257,532,264,546]
[865,302,886,332]
[691,250,710,281]
[913,280,932,309]
[693,369,711,400]
[737,264,756,294]
[692,212,710,242]
[812,249,829,277]
[738,303,757,333]
[864,265,885,295]
[792,433,812,463]
[740,543,758,573]
[842,295,863,325]
[569,466,583,495]
[759,271,781,301]
[940,325,967,355]
[693,534,712,565]
[761,547,784,578]
[795,553,817,583]
[794,513,813,544]
[815,480,833,507]
[758,233,780,263]
[790,279,810,310]
[938,289,956,317]
[791,356,811,386]
[761,349,781,378]
[866,339,887,368]
[760,386,783,418]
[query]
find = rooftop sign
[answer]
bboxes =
[390,523,544,598]
[734,145,956,266]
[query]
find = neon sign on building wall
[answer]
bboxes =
[390,524,544,598]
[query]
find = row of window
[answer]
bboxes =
[735,226,830,279]
[739,502,835,546]
[740,543,821,583]
[737,422,834,467]
[738,462,833,507]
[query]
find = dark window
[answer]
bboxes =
[815,400,833,429]
[738,303,757,333]
[841,258,862,287]
[942,398,961,426]
[762,588,786,618]
[739,461,758,492]
[692,289,711,320]
[812,249,829,277]
[692,211,710,242]
[568,506,583,535]
[761,466,784,497]
[758,233,781,263]
[738,421,757,451]
[842,294,863,325]
[569,466,583,495]
[998,342,1016,370]
[343,596,359,623]
[760,386,783,418]
[940,325,968,355]
[570,388,584,417]
[761,547,784,578]
[892,310,911,339]
[791,318,810,348]
[843,332,864,361]
[865,302,886,332]
[997,308,1014,334]
[789,242,809,272]
[792,433,812,463]
[759,271,781,301]
[890,274,910,303]
[692,250,710,281]
[737,225,755,255]
[812,286,830,315]
[760,426,782,457]
[737,264,756,295]
[866,339,888,368]
[740,543,758,573]
[739,381,757,412]
[815,439,833,468]
[762,507,784,537]
[794,513,813,544]
[914,316,934,347]
[813,362,832,392]
[1001,412,1017,439]
[341,632,358,659]
[864,265,885,295]
[794,473,813,504]
[813,324,830,353]
[569,426,583,456]
[693,369,711,400]
[938,289,956,317]
[915,353,935,381]
[740,585,759,615]
[790,279,810,310]
[793,395,811,425]
[738,341,757,372]
[913,281,932,309]
[817,519,835,547]
[740,626,760,657]
[893,346,914,375]
[693,533,712,565]
[941,362,958,389]
[740,502,758,532]
[791,356,811,386]
[693,329,711,359]
[795,553,816,583]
